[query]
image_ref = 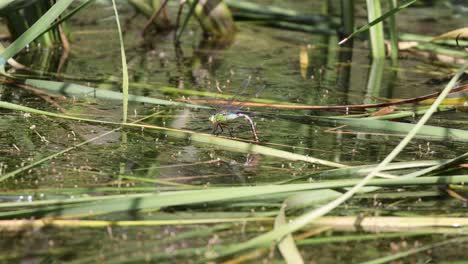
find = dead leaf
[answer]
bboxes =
[299,46,309,79]
[370,105,397,117]
[431,27,468,42]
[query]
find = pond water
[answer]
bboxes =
[0,1,467,263]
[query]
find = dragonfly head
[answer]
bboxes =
[209,115,216,124]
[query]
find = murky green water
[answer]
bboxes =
[0,1,467,263]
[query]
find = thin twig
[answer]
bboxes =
[142,0,169,36]
[175,0,199,43]
[174,0,187,43]
[7,80,67,112]
[57,23,70,73]
[183,84,468,110]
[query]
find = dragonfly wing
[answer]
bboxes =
[215,75,252,113]
[254,84,267,98]
[213,76,267,116]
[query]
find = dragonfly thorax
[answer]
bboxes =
[209,113,239,124]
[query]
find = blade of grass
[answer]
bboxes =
[40,0,95,39]
[276,191,341,264]
[111,0,129,122]
[0,0,74,64]
[401,32,468,47]
[366,0,385,58]
[339,0,416,45]
[401,152,468,178]
[280,159,451,184]
[19,79,208,108]
[323,117,468,141]
[4,175,468,218]
[364,106,455,120]
[408,42,468,59]
[225,0,329,25]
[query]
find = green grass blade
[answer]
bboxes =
[366,0,385,58]
[111,0,129,122]
[407,42,468,59]
[339,0,416,45]
[364,106,455,120]
[225,0,300,17]
[280,159,448,184]
[0,0,74,64]
[21,78,208,108]
[401,152,468,178]
[276,198,304,264]
[276,190,342,263]
[4,175,468,218]
[325,117,468,141]
[43,0,95,34]
[400,32,468,47]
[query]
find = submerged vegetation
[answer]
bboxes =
[0,0,467,263]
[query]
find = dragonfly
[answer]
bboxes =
[208,77,264,142]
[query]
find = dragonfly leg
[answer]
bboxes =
[213,122,236,138]
[220,123,233,137]
[217,123,235,138]
[218,123,224,134]
[213,123,225,136]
